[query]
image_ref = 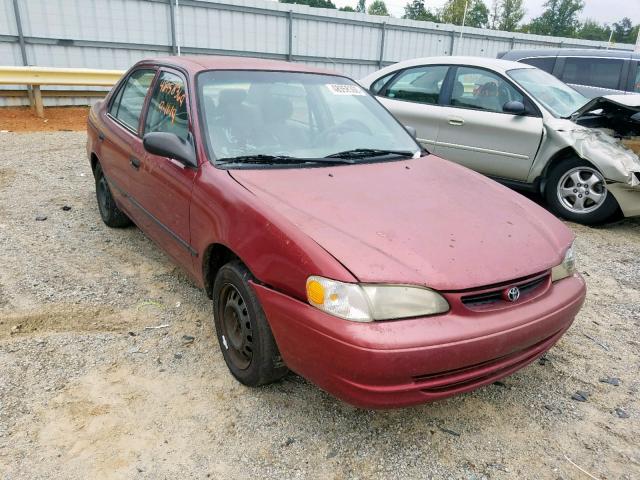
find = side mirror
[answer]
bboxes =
[404,125,418,139]
[143,132,197,168]
[503,101,526,115]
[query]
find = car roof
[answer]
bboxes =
[500,48,639,60]
[137,55,339,76]
[375,56,535,75]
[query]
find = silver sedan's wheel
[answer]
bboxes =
[556,166,607,214]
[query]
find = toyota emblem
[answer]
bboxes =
[505,286,520,302]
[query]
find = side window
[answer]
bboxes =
[370,72,395,95]
[520,57,555,74]
[144,71,189,141]
[382,65,448,105]
[109,69,155,132]
[633,64,640,93]
[561,57,624,90]
[450,66,523,113]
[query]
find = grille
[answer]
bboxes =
[460,273,549,310]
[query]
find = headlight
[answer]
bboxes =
[306,276,449,322]
[551,242,576,282]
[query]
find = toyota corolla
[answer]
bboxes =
[87,56,586,409]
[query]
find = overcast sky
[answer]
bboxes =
[330,0,640,25]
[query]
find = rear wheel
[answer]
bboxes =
[212,261,288,386]
[94,163,132,228]
[544,158,619,225]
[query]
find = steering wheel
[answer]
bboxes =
[313,119,373,146]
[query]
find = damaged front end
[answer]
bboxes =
[542,95,640,217]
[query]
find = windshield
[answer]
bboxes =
[197,70,420,166]
[507,68,589,118]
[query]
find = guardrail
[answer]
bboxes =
[0,66,124,117]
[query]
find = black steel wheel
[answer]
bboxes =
[212,260,288,386]
[94,162,132,228]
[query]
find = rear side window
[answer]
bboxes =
[370,72,395,95]
[520,57,555,74]
[382,65,448,105]
[145,71,190,141]
[109,69,156,132]
[561,57,624,90]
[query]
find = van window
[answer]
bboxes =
[561,57,623,90]
[520,57,555,74]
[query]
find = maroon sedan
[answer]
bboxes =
[87,56,585,408]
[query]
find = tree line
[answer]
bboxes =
[278,0,639,44]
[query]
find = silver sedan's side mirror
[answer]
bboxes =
[503,101,526,115]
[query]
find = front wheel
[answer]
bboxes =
[544,158,619,225]
[212,261,288,387]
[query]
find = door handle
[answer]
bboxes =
[129,156,141,170]
[97,131,105,141]
[448,118,465,126]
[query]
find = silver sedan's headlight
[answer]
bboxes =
[551,242,577,282]
[306,276,449,322]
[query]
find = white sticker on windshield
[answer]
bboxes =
[326,84,366,96]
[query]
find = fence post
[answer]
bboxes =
[169,0,178,55]
[378,22,386,68]
[11,0,36,110]
[287,10,293,61]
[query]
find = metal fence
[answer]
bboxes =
[0,0,635,106]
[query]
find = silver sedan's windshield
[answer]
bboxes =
[507,68,589,118]
[197,71,420,165]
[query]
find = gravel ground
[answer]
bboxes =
[0,131,638,480]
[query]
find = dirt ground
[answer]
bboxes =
[0,130,638,480]
[0,106,89,132]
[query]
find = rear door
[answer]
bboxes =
[134,68,198,275]
[433,66,543,182]
[375,65,449,150]
[101,68,156,201]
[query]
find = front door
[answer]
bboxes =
[434,66,544,182]
[132,69,198,276]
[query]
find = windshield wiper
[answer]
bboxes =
[216,154,354,165]
[325,148,415,159]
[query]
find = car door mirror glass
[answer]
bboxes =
[503,101,526,115]
[143,132,197,168]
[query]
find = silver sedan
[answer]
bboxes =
[360,57,640,225]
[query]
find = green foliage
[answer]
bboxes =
[356,0,366,12]
[576,19,611,41]
[367,0,389,16]
[526,0,584,37]
[498,0,524,31]
[279,0,336,8]
[612,17,639,44]
[339,5,355,11]
[403,0,438,21]
[441,0,490,29]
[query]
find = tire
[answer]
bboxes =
[94,162,132,228]
[212,260,288,386]
[544,157,619,225]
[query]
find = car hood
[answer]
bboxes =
[572,94,640,118]
[229,156,573,290]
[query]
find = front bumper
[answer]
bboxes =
[608,181,640,217]
[253,275,586,409]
